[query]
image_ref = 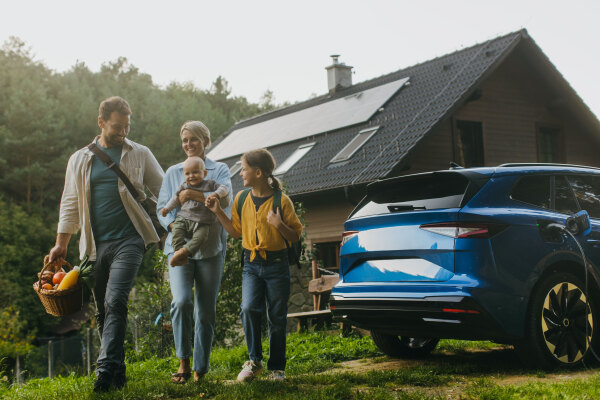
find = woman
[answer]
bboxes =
[157,121,232,383]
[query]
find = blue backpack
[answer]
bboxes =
[237,188,303,267]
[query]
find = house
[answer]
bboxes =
[208,29,600,277]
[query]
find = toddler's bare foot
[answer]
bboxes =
[170,248,190,266]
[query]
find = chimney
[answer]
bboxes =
[326,55,353,94]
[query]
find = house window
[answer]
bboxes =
[537,126,563,163]
[229,160,242,176]
[330,126,379,163]
[313,241,340,271]
[454,120,484,167]
[273,142,316,175]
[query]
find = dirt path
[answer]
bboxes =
[321,347,599,399]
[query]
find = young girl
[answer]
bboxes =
[206,148,302,382]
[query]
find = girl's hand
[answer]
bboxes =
[205,196,222,214]
[267,207,283,228]
[160,207,169,217]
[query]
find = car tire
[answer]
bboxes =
[370,331,439,358]
[516,272,598,369]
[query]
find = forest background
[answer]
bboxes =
[0,36,283,368]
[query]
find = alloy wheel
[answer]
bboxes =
[541,282,593,364]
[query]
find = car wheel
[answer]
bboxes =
[370,331,439,358]
[517,272,597,369]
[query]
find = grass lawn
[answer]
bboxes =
[1,331,599,399]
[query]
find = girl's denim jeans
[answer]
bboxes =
[240,251,291,371]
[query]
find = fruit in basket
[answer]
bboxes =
[38,271,54,282]
[42,283,53,290]
[53,271,66,285]
[57,266,80,290]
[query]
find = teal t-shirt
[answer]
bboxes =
[90,142,138,241]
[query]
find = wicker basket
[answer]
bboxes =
[34,258,83,317]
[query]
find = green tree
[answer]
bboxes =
[0,307,34,357]
[0,196,57,336]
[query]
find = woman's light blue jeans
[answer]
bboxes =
[168,252,224,374]
[240,251,291,371]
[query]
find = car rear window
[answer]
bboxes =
[350,173,470,218]
[510,175,551,209]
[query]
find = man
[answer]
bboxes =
[48,96,164,392]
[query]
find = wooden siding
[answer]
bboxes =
[302,194,354,248]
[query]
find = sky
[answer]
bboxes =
[1,0,599,118]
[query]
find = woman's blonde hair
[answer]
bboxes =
[242,148,281,190]
[180,120,211,148]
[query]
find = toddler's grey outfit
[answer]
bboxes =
[163,180,229,255]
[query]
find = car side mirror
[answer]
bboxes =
[566,210,591,236]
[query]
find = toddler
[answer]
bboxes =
[160,156,229,266]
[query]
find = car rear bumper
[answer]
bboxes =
[330,294,517,343]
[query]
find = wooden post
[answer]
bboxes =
[15,355,21,385]
[312,259,319,311]
[86,328,91,376]
[48,340,53,378]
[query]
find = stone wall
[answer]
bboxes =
[286,262,315,331]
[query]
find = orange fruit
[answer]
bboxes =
[53,271,66,285]
[42,283,53,290]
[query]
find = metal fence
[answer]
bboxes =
[15,328,100,384]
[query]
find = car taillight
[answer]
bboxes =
[420,222,505,239]
[341,231,359,245]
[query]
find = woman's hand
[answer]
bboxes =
[160,207,169,217]
[179,189,205,204]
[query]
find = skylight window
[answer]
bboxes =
[330,127,379,163]
[274,142,316,176]
[229,160,242,176]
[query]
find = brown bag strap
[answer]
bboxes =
[87,142,143,201]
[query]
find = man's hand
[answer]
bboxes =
[160,207,169,217]
[48,244,67,263]
[267,207,283,228]
[178,189,205,204]
[48,233,71,263]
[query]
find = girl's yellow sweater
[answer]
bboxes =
[231,190,303,261]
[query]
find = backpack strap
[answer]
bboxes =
[272,189,292,250]
[273,189,282,213]
[236,188,252,219]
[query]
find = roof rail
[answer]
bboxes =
[498,163,600,171]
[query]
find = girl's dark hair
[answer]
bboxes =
[242,149,281,190]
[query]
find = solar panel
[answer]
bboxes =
[207,77,409,160]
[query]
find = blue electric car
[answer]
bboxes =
[330,164,600,369]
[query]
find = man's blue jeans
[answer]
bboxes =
[240,251,290,371]
[93,235,145,376]
[168,252,224,374]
